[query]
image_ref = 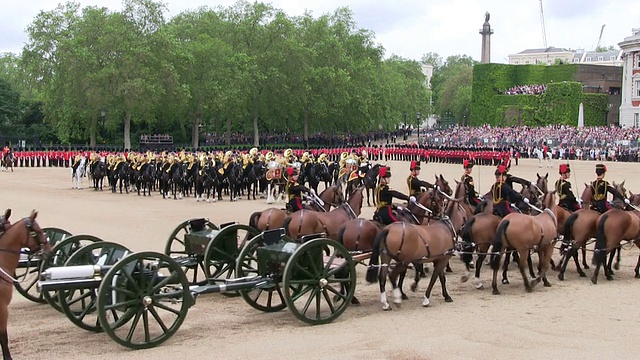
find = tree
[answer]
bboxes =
[595,45,617,52]
[430,54,477,123]
[0,78,22,125]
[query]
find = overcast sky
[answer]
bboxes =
[2,0,639,63]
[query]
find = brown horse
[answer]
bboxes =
[283,186,364,240]
[0,210,51,360]
[558,182,627,280]
[248,183,344,231]
[591,198,640,284]
[490,208,558,295]
[452,180,475,219]
[365,217,457,310]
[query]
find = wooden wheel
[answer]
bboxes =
[41,235,103,313]
[58,241,131,332]
[97,251,193,349]
[13,227,73,303]
[283,238,356,325]
[235,232,287,312]
[204,223,259,297]
[164,218,217,285]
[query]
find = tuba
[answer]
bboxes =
[265,151,274,162]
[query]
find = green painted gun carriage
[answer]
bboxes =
[37,226,357,349]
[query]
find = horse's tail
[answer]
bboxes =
[365,227,389,283]
[460,217,476,265]
[593,214,608,266]
[248,211,261,230]
[281,216,293,236]
[490,220,509,270]
[563,212,579,243]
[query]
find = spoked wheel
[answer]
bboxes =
[235,233,287,312]
[97,251,193,350]
[13,227,73,303]
[41,235,103,312]
[283,239,356,325]
[204,224,259,297]
[58,241,131,332]
[164,218,218,286]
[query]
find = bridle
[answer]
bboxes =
[0,218,48,284]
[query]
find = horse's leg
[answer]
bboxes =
[501,251,512,285]
[473,251,488,289]
[635,252,640,279]
[366,187,371,207]
[397,264,410,300]
[614,245,622,271]
[581,244,589,269]
[571,246,587,277]
[517,250,537,292]
[423,260,449,306]
[605,250,616,280]
[0,298,12,360]
[439,267,453,302]
[387,261,405,306]
[540,245,553,287]
[378,257,392,311]
[445,261,452,273]
[527,251,536,278]
[408,262,424,298]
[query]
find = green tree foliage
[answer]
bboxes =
[13,0,431,148]
[429,54,476,124]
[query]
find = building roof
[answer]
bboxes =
[583,50,620,58]
[517,47,573,54]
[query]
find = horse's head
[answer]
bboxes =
[536,173,549,194]
[453,179,466,199]
[522,183,542,209]
[408,189,440,222]
[613,180,627,198]
[435,174,452,196]
[319,183,344,207]
[347,186,365,216]
[629,191,640,206]
[542,190,557,209]
[581,183,593,207]
[9,210,52,255]
[1,208,11,231]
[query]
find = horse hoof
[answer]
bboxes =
[605,275,613,281]
[558,273,564,281]
[468,262,475,269]
[382,305,392,311]
[444,296,453,303]
[543,282,552,288]
[351,297,360,305]
[635,274,640,279]
[578,272,587,278]
[591,276,598,285]
[583,265,590,270]
[502,279,510,285]
[614,264,620,271]
[530,277,541,288]
[410,283,417,292]
[401,293,409,300]
[422,297,430,307]
[460,274,469,283]
[473,279,483,289]
[492,289,500,295]
[445,267,453,273]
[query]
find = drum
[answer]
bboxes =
[267,161,281,170]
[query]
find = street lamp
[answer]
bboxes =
[416,112,421,134]
[403,111,408,140]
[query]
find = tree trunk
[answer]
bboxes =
[192,112,201,150]
[225,116,231,146]
[124,112,131,150]
[252,110,259,147]
[89,116,97,148]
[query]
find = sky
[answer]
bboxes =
[1,0,639,64]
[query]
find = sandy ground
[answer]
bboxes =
[3,158,640,360]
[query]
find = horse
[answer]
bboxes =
[489,208,558,295]
[195,162,218,202]
[245,162,265,200]
[71,157,87,190]
[365,216,457,310]
[282,186,363,240]
[590,196,640,284]
[89,160,106,191]
[137,162,155,196]
[306,162,333,194]
[1,153,13,172]
[110,161,130,194]
[161,163,184,200]
[248,183,345,232]
[0,210,51,360]
[362,164,381,207]
[558,182,627,280]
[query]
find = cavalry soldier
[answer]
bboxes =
[219,150,234,175]
[285,167,310,212]
[374,166,414,225]
[407,161,434,197]
[461,159,481,206]
[317,153,329,165]
[345,156,362,195]
[249,147,259,163]
[501,161,531,190]
[283,148,296,166]
[359,149,369,165]
[555,164,581,212]
[491,165,528,218]
[590,163,627,213]
[338,152,349,179]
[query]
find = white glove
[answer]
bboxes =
[523,198,530,204]
[310,189,316,195]
[396,206,403,212]
[409,196,416,203]
[624,198,630,204]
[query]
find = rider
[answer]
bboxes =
[374,166,415,225]
[590,163,626,214]
[555,163,581,212]
[286,167,310,212]
[461,159,481,206]
[407,161,434,197]
[491,165,528,218]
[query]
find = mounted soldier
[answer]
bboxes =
[373,166,414,225]
[491,165,528,218]
[461,159,481,206]
[406,160,434,197]
[555,163,581,212]
[285,167,310,212]
[590,163,626,213]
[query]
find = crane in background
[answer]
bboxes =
[539,0,548,49]
[595,24,606,50]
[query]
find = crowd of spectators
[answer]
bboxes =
[140,134,173,143]
[421,124,640,162]
[201,130,410,147]
[498,84,547,95]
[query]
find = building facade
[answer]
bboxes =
[618,29,640,128]
[508,47,574,65]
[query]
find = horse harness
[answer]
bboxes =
[0,218,48,284]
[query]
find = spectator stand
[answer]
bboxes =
[140,134,173,151]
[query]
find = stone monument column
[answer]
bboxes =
[479,12,494,64]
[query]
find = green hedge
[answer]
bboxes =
[471,63,607,126]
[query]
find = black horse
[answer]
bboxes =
[161,163,185,200]
[1,152,14,172]
[196,162,218,202]
[307,162,332,194]
[110,161,129,194]
[363,163,381,207]
[136,163,155,196]
[90,161,106,191]
[244,162,264,200]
